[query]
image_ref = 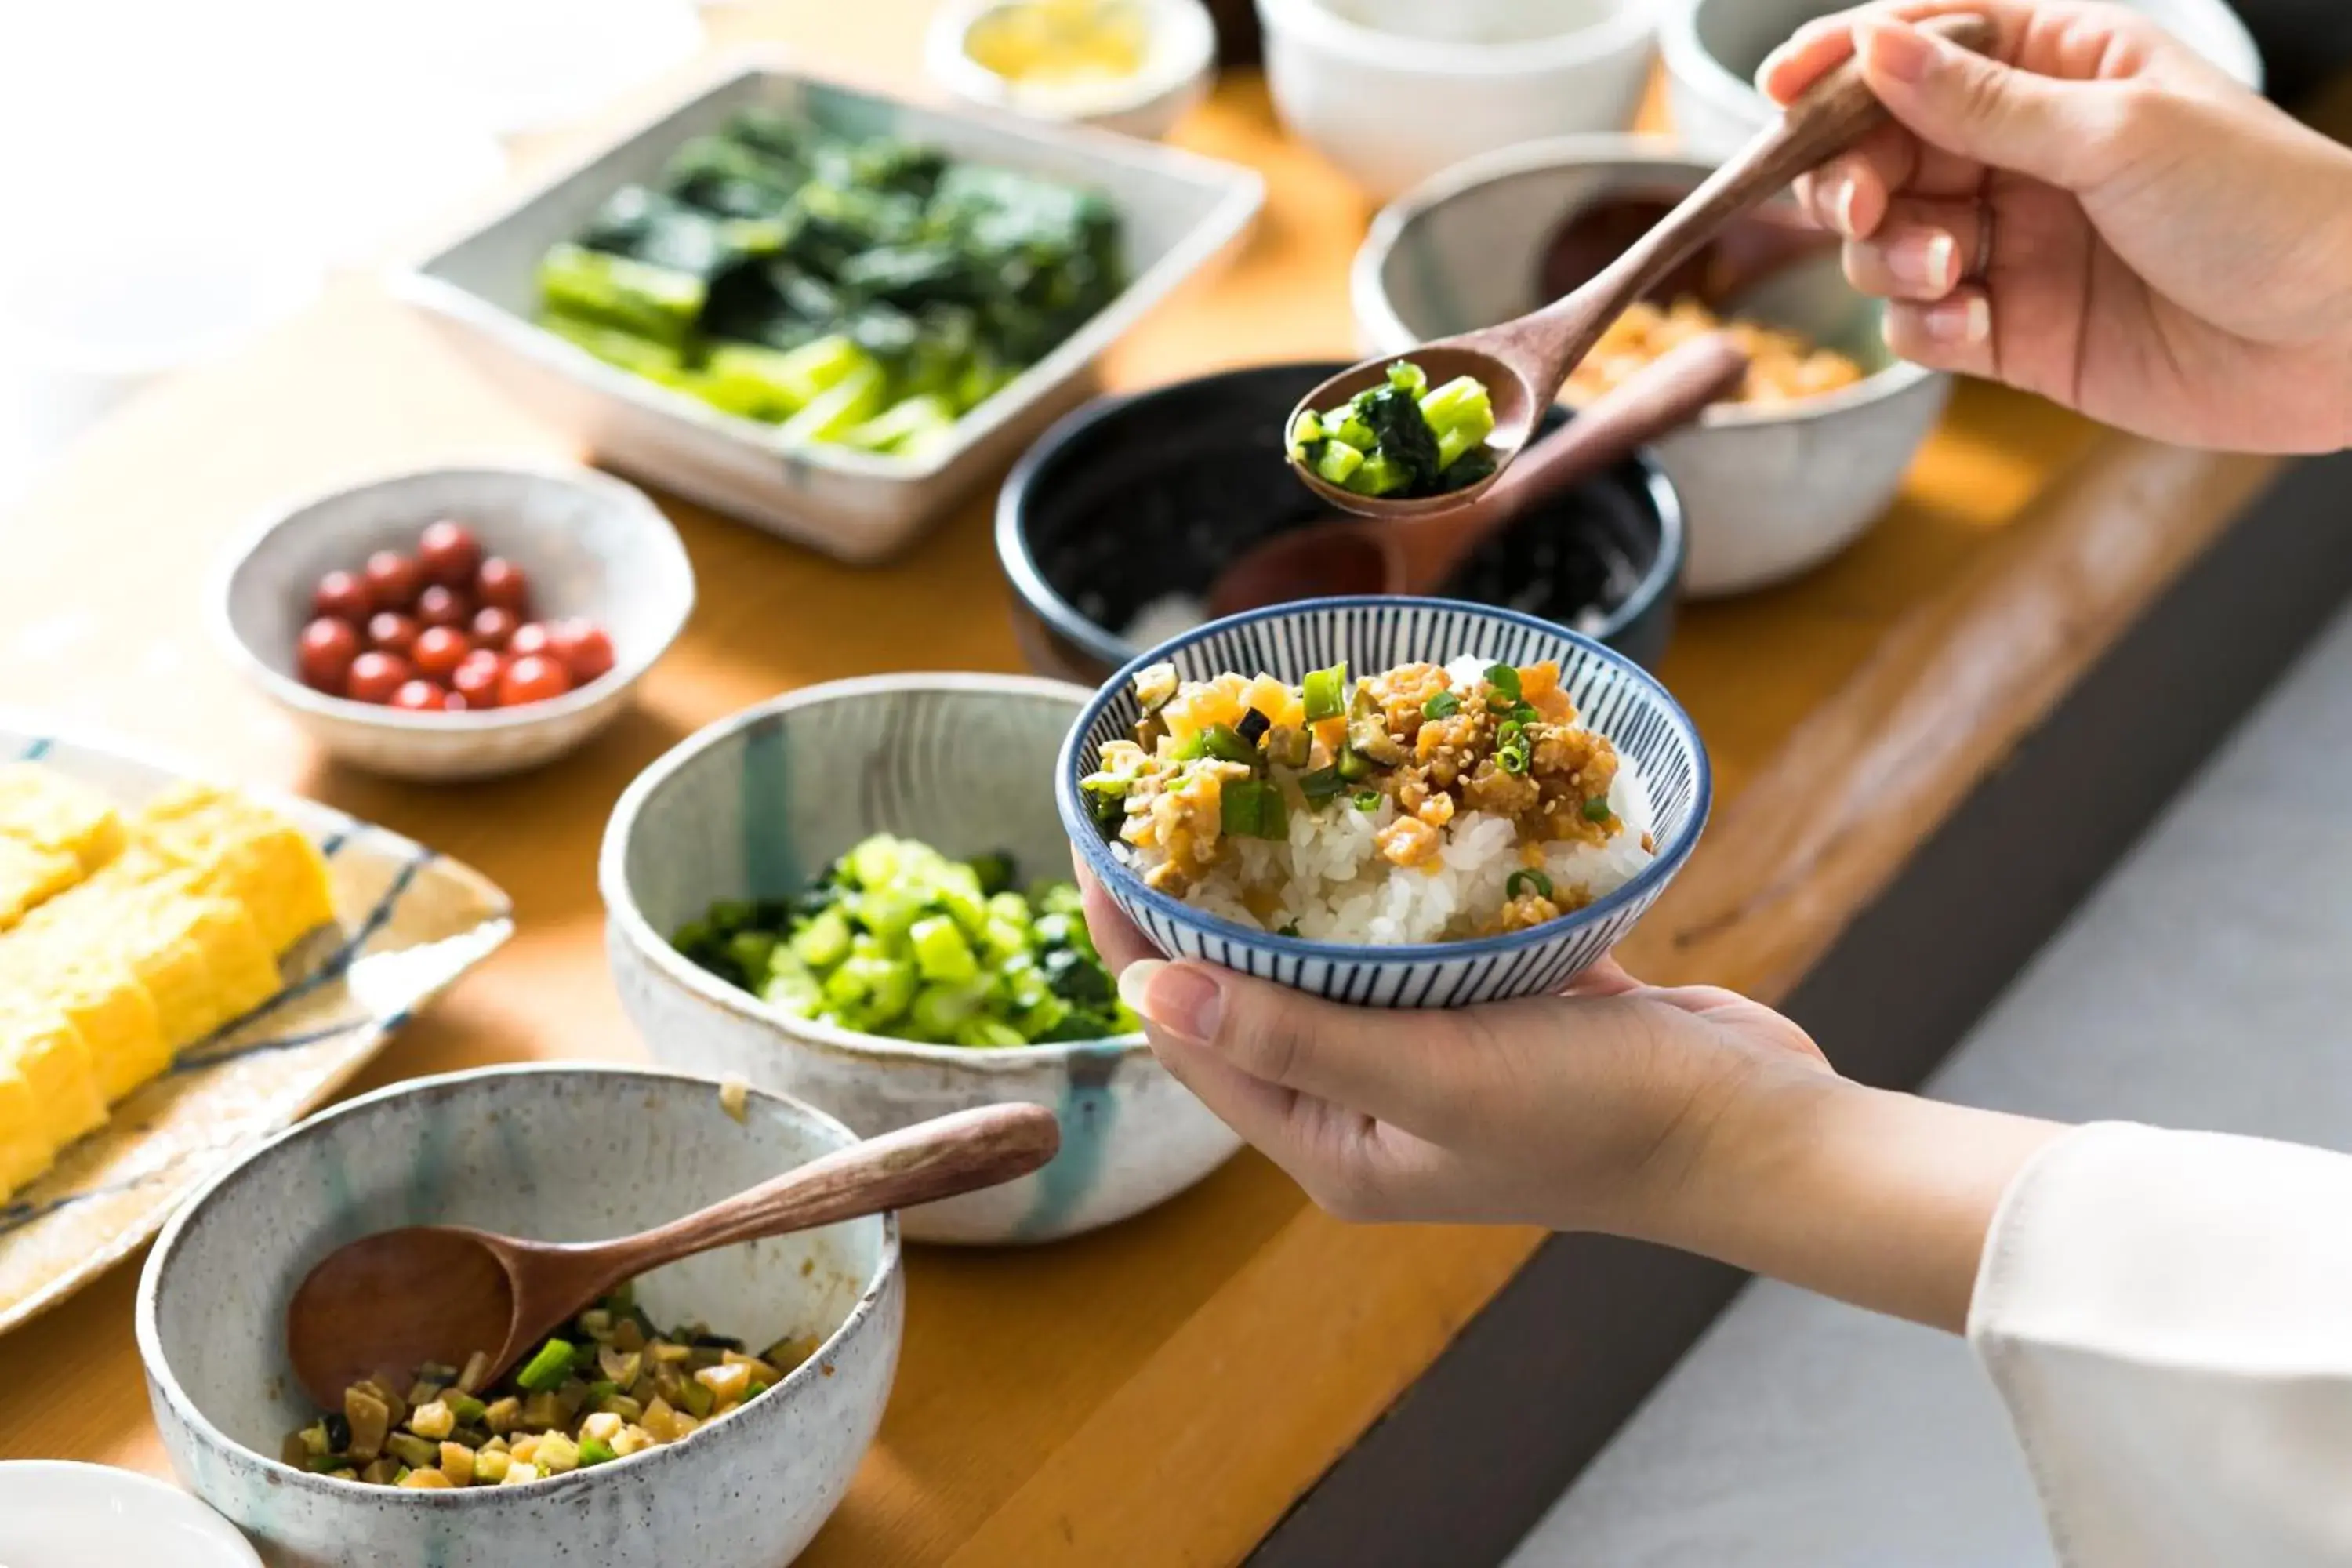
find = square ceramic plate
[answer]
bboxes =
[391,52,1265,564]
[0,717,512,1335]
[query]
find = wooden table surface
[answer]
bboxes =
[0,5,2293,1565]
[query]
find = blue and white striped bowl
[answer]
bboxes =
[1057,597,1711,1007]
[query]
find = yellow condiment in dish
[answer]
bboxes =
[963,0,1151,89]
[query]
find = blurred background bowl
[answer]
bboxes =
[1356,135,1951,597]
[601,674,1241,1244]
[927,0,1218,140]
[1658,0,2264,159]
[137,1064,898,1568]
[217,461,694,782]
[997,361,1685,685]
[1255,0,1658,201]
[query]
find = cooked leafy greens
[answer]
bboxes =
[535,107,1125,461]
[1285,360,1499,499]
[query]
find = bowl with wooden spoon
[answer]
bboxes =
[135,1064,932,1568]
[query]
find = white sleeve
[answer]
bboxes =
[1971,1121,2352,1568]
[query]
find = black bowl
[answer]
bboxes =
[996,361,1685,686]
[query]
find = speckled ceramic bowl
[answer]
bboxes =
[216,460,695,782]
[136,1065,900,1568]
[600,674,1241,1244]
[996,361,1685,687]
[1060,597,1710,1005]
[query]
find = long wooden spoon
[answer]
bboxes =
[1286,11,1994,520]
[1208,332,1748,619]
[285,1103,1060,1407]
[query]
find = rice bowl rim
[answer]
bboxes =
[1056,595,1712,963]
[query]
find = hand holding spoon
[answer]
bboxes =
[1208,332,1748,618]
[1286,11,1994,520]
[286,1103,1060,1407]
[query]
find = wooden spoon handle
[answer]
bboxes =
[1541,13,1994,377]
[600,1104,1061,1276]
[1395,332,1751,592]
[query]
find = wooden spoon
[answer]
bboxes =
[1285,11,1994,520]
[1208,332,1749,618]
[285,1103,1059,1407]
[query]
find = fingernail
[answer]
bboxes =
[1857,17,1935,84]
[1823,172,1860,238]
[1922,296,1991,343]
[1885,230,1959,291]
[1752,43,1788,93]
[1118,960,1224,1042]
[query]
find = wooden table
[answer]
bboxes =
[0,9,2325,1565]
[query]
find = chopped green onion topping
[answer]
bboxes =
[1583,797,1613,822]
[1506,869,1554,900]
[1335,746,1374,783]
[1220,778,1288,839]
[1174,732,1210,761]
[1301,664,1348,723]
[1202,724,1258,766]
[1484,663,1523,702]
[1422,691,1461,720]
[1353,790,1382,811]
[1498,744,1530,775]
[579,1436,619,1467]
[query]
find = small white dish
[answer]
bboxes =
[1256,0,1657,201]
[926,0,1218,140]
[0,1461,263,1568]
[215,459,695,782]
[1658,0,2263,160]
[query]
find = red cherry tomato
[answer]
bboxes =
[506,622,554,660]
[443,691,470,713]
[346,651,412,705]
[364,550,421,610]
[417,520,483,588]
[469,606,518,651]
[390,680,449,712]
[547,619,617,685]
[498,653,573,709]
[474,557,531,615]
[312,569,372,623]
[365,612,419,656]
[415,583,472,630]
[412,626,471,682]
[451,650,506,710]
[296,618,361,694]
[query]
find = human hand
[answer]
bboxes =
[1761,1,2352,452]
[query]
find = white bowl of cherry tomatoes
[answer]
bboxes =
[216,460,695,782]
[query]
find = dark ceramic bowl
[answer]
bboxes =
[995,361,1684,688]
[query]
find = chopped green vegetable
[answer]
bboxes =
[1301,663,1348,723]
[579,1436,618,1467]
[1484,663,1523,701]
[1423,691,1461,720]
[514,1339,576,1394]
[1584,797,1614,822]
[1298,766,1346,804]
[1353,790,1383,811]
[1507,869,1555,901]
[1201,724,1259,766]
[1291,360,1494,499]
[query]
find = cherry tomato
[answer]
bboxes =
[498,653,573,708]
[346,651,412,705]
[412,626,471,682]
[296,618,361,694]
[451,650,506,710]
[312,569,372,623]
[474,557,531,615]
[365,612,419,656]
[443,691,471,713]
[470,605,518,651]
[547,619,617,685]
[506,622,554,660]
[364,550,421,610]
[390,680,449,712]
[415,583,472,630]
[417,520,483,588]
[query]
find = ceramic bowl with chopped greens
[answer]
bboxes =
[136,1065,898,1568]
[601,673,1242,1243]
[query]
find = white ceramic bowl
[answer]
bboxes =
[1256,0,1657,201]
[1659,0,2264,159]
[393,53,1263,565]
[601,673,1242,1244]
[136,1064,901,1568]
[0,1461,263,1568]
[926,0,1218,140]
[1356,135,1952,597]
[216,460,695,782]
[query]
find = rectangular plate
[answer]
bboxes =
[0,719,513,1335]
[390,51,1264,564]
